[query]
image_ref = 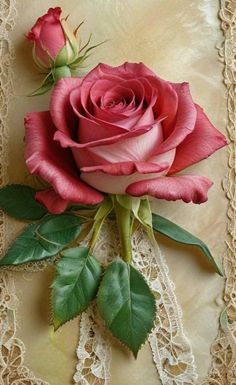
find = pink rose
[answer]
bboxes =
[24,63,227,214]
[26,7,78,70]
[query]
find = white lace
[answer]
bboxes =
[74,307,112,385]
[0,1,49,384]
[198,1,236,384]
[74,222,197,384]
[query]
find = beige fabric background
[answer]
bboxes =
[6,0,227,384]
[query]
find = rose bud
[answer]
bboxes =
[25,7,101,94]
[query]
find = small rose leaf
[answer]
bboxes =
[0,223,63,266]
[0,184,47,220]
[152,213,223,275]
[36,214,83,247]
[52,247,102,330]
[97,259,156,357]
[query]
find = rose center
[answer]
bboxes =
[102,96,127,111]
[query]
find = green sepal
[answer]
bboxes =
[27,72,54,97]
[152,213,223,275]
[69,39,107,70]
[0,184,47,220]
[116,195,140,213]
[54,44,75,68]
[138,199,153,229]
[116,196,153,234]
[52,65,72,82]
[32,43,52,70]
[52,246,102,330]
[0,223,64,266]
[60,19,79,60]
[97,259,156,357]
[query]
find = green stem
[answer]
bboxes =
[52,65,72,81]
[89,196,113,253]
[114,197,132,263]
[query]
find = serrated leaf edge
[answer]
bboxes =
[96,260,157,358]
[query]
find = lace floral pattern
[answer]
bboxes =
[133,229,197,384]
[199,1,236,384]
[74,307,112,385]
[0,1,48,384]
[74,222,197,384]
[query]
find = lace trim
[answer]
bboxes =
[133,229,197,384]
[199,1,236,383]
[74,222,197,384]
[74,307,112,385]
[0,2,49,384]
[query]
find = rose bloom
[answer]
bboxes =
[25,7,78,69]
[24,63,227,214]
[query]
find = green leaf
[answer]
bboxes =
[36,214,83,247]
[0,223,63,266]
[97,259,156,357]
[0,184,47,220]
[68,204,98,212]
[52,247,102,329]
[152,213,223,275]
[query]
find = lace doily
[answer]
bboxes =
[199,1,236,384]
[0,1,235,384]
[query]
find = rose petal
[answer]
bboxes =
[70,87,127,143]
[89,78,156,130]
[148,76,178,132]
[24,111,104,205]
[168,104,227,174]
[54,124,150,149]
[28,7,65,59]
[93,62,156,79]
[50,77,83,134]
[126,175,213,204]
[85,122,163,164]
[81,169,168,195]
[36,189,69,214]
[155,83,197,154]
[26,7,62,41]
[80,161,169,175]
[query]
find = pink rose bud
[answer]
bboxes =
[25,7,101,93]
[26,8,69,68]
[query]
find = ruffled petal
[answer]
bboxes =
[50,77,83,134]
[80,161,169,175]
[126,175,213,204]
[83,62,157,83]
[168,104,227,174]
[156,83,197,154]
[54,124,150,149]
[36,189,69,214]
[86,122,163,164]
[24,111,104,205]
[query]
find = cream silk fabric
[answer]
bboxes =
[0,0,230,384]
